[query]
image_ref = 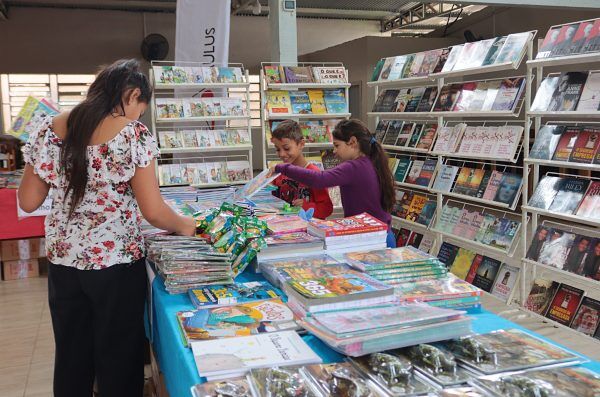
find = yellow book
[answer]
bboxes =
[388,158,399,174]
[266,90,292,115]
[450,247,476,280]
[307,90,327,114]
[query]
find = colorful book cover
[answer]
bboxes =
[545,284,585,326]
[307,213,388,237]
[264,65,281,83]
[449,248,477,280]
[407,53,425,77]
[475,170,492,199]
[323,89,347,113]
[307,90,327,114]
[552,126,581,161]
[400,54,416,78]
[415,159,436,187]
[394,190,414,219]
[452,209,473,237]
[576,70,600,111]
[177,298,296,342]
[405,87,426,112]
[452,167,485,197]
[491,264,520,302]
[394,157,412,183]
[312,67,347,84]
[283,66,314,83]
[494,32,531,65]
[493,173,522,206]
[471,257,501,292]
[526,225,553,262]
[482,36,507,65]
[416,123,437,150]
[396,122,415,146]
[406,194,428,223]
[465,254,483,284]
[485,218,520,252]
[435,205,455,232]
[159,131,183,149]
[416,200,437,227]
[266,90,292,114]
[289,91,312,114]
[581,19,600,54]
[548,72,589,112]
[189,281,281,309]
[550,23,580,57]
[437,242,459,267]
[491,77,525,111]
[525,278,560,315]
[405,160,424,185]
[548,178,590,214]
[569,297,600,336]
[416,87,439,113]
[570,126,600,163]
[474,213,497,243]
[530,76,560,111]
[433,165,459,193]
[433,84,461,112]
[529,124,565,160]
[286,272,390,299]
[575,180,600,219]
[537,26,562,59]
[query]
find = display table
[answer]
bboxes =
[0,189,45,240]
[150,270,600,397]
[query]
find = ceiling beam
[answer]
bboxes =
[382,2,467,32]
[444,0,600,9]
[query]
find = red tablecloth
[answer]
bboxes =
[0,189,45,240]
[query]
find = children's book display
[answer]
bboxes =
[155,97,246,119]
[266,119,339,144]
[263,65,348,84]
[158,160,252,187]
[371,31,533,82]
[265,89,348,116]
[152,65,245,84]
[158,129,251,150]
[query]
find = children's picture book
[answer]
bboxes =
[159,131,183,149]
[548,177,590,214]
[524,278,560,315]
[576,70,600,111]
[529,124,565,160]
[312,66,347,83]
[266,90,292,114]
[323,89,347,113]
[264,65,281,83]
[449,247,476,280]
[490,263,520,302]
[570,296,600,336]
[471,256,501,292]
[306,90,327,114]
[530,76,560,112]
[575,180,600,219]
[283,66,314,83]
[545,284,585,326]
[570,126,600,163]
[494,32,531,65]
[177,298,297,343]
[433,165,459,193]
[191,331,322,379]
[287,90,311,114]
[548,72,589,111]
[233,168,280,201]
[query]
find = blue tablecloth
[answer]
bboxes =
[150,271,600,397]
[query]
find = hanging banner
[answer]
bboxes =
[175,0,231,65]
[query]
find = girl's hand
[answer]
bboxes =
[266,166,277,178]
[292,198,305,207]
[177,216,197,236]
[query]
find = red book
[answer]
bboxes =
[545,284,584,326]
[465,254,483,284]
[569,127,600,164]
[552,126,581,162]
[307,212,388,238]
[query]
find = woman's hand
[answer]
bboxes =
[177,216,197,236]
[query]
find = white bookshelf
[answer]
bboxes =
[368,31,535,303]
[520,17,600,340]
[149,60,253,188]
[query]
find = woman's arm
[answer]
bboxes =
[18,165,50,213]
[275,161,355,189]
[131,162,196,236]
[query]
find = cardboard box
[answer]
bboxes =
[2,259,39,280]
[0,238,44,261]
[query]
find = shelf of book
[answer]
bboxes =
[435,190,518,211]
[435,149,523,164]
[522,206,600,228]
[383,144,429,154]
[522,259,599,289]
[443,234,522,268]
[431,61,521,80]
[267,82,351,90]
[395,181,434,192]
[366,76,434,88]
[524,158,600,172]
[435,228,519,258]
[368,112,435,119]
[154,82,249,90]
[266,113,351,121]
[392,215,431,234]
[156,115,249,123]
[159,145,253,154]
[527,111,600,119]
[527,53,600,69]
[435,110,523,118]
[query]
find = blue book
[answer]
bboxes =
[289,91,312,114]
[324,89,348,113]
[188,281,282,309]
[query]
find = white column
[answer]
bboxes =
[269,0,298,64]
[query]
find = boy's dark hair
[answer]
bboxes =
[332,119,395,212]
[271,120,303,142]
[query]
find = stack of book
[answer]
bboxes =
[146,235,234,294]
[531,71,600,112]
[527,175,599,219]
[258,232,324,261]
[394,273,482,310]
[258,253,344,288]
[341,246,448,285]
[306,212,388,252]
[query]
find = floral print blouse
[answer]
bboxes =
[22,118,160,270]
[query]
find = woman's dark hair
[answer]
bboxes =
[332,119,395,212]
[60,59,152,217]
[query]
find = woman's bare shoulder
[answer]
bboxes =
[51,111,71,139]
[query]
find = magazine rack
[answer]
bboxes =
[523,21,600,342]
[369,30,535,296]
[149,60,253,188]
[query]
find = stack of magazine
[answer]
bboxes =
[146,235,234,294]
[394,273,482,310]
[258,253,345,288]
[340,246,448,285]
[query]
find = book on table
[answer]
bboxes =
[188,281,281,309]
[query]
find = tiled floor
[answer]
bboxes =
[1,276,598,397]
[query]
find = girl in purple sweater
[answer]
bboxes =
[272,119,397,247]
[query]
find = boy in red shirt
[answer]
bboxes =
[270,120,333,219]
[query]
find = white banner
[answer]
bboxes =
[175,0,231,65]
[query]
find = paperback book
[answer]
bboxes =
[575,180,600,220]
[449,248,476,280]
[490,263,520,302]
[188,281,281,309]
[529,124,565,160]
[471,257,501,292]
[547,177,590,214]
[548,72,589,112]
[570,296,600,336]
[545,284,585,326]
[530,76,560,111]
[576,70,600,111]
[433,165,459,193]
[524,278,560,315]
[570,126,600,163]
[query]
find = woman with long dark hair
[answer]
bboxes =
[270,119,396,247]
[18,59,195,397]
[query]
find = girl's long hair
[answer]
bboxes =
[332,119,395,212]
[60,59,152,217]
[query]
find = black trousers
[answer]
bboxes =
[48,259,147,397]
